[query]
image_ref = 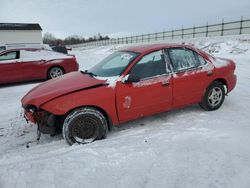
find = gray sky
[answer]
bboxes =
[1,0,250,39]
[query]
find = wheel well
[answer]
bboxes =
[65,105,113,132]
[47,65,65,78]
[203,78,228,99]
[213,78,228,92]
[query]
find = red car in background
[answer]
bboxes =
[21,44,237,145]
[0,48,79,85]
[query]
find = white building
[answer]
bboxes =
[0,23,43,46]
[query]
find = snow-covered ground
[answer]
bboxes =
[0,35,250,188]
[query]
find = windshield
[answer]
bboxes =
[89,51,139,77]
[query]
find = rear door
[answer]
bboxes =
[0,50,23,84]
[166,47,213,108]
[116,50,173,123]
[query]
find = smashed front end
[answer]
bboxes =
[22,105,63,135]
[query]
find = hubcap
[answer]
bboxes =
[208,87,223,107]
[50,67,63,78]
[72,117,97,144]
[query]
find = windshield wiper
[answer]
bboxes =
[80,70,97,77]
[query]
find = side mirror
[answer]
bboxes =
[124,74,140,83]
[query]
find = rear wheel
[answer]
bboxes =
[48,66,64,79]
[62,107,108,145]
[200,81,225,111]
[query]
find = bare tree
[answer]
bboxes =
[43,32,110,45]
[43,32,56,44]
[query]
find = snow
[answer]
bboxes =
[132,75,171,87]
[95,75,132,88]
[95,75,120,88]
[20,49,73,61]
[1,35,250,188]
[212,57,231,68]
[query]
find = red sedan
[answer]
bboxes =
[0,48,79,85]
[21,44,237,145]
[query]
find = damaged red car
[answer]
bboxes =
[21,44,237,145]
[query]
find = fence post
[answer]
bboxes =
[221,19,224,36]
[172,29,174,40]
[163,31,165,40]
[181,26,184,39]
[206,22,209,37]
[142,34,144,43]
[148,33,150,42]
[155,32,157,41]
[193,25,195,38]
[240,16,243,34]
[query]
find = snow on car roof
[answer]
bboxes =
[121,43,188,53]
[121,43,211,59]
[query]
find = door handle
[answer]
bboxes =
[161,82,170,87]
[207,70,213,76]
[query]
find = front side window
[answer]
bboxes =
[168,48,198,71]
[130,50,167,79]
[89,51,138,77]
[0,51,19,62]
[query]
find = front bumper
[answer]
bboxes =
[227,74,237,93]
[23,106,59,135]
[24,110,36,124]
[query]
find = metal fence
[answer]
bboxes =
[72,17,250,48]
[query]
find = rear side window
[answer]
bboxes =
[195,53,207,66]
[168,48,198,71]
[130,50,167,79]
[0,51,20,61]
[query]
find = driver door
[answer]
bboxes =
[116,50,173,123]
[0,50,23,84]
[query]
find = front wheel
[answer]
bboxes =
[200,81,225,111]
[62,107,108,145]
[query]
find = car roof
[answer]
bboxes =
[0,48,46,54]
[121,43,194,53]
[121,43,211,59]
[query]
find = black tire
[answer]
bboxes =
[47,66,64,79]
[200,81,225,111]
[62,107,108,145]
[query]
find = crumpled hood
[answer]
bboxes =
[21,71,106,107]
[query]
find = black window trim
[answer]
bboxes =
[192,50,208,67]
